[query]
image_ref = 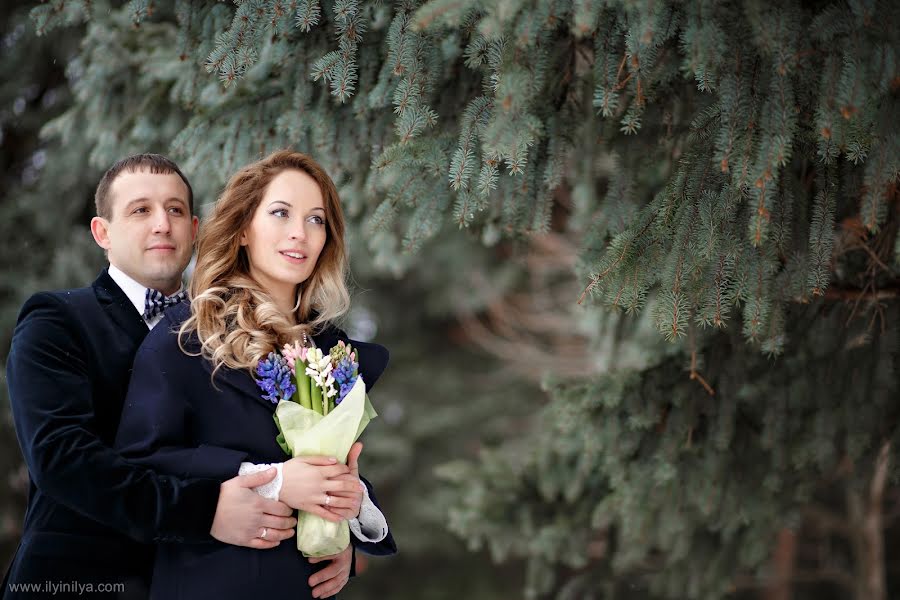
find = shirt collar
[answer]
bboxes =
[107,264,151,318]
[107,264,185,327]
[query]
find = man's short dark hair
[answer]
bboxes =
[95,154,194,220]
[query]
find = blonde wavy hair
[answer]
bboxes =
[179,150,350,375]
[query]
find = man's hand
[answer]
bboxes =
[210,467,296,549]
[308,544,353,599]
[280,455,359,520]
[323,442,364,521]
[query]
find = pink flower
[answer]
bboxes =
[282,341,308,374]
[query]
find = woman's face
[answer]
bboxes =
[240,169,328,305]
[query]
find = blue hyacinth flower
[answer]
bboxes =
[332,356,358,405]
[255,352,297,404]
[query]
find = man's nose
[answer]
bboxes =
[152,211,171,234]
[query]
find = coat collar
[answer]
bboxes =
[92,268,150,345]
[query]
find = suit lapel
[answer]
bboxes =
[93,269,149,346]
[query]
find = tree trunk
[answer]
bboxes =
[762,528,796,600]
[848,440,890,600]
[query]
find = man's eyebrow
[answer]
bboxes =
[122,197,150,212]
[122,197,188,211]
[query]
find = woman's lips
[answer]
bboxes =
[280,251,307,264]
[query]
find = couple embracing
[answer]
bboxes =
[3,151,396,599]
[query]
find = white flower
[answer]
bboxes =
[304,347,339,402]
[324,374,337,397]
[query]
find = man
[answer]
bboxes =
[4,155,393,599]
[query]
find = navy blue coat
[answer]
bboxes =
[3,270,242,600]
[114,302,397,600]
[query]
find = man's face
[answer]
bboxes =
[91,169,199,294]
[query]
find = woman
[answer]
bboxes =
[115,150,396,599]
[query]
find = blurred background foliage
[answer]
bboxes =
[2,1,899,599]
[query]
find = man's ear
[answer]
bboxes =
[90,217,112,251]
[191,215,199,241]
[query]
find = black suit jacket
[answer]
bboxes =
[113,302,396,599]
[3,270,246,599]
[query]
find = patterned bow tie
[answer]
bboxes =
[143,288,186,321]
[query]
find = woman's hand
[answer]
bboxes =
[322,442,364,520]
[280,456,359,520]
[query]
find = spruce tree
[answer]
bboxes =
[0,2,94,566]
[7,0,900,598]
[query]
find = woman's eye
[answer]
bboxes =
[309,215,325,225]
[271,209,288,218]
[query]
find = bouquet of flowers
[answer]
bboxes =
[255,339,377,557]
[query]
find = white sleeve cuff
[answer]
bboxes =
[349,479,389,543]
[238,462,284,501]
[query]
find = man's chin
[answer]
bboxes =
[144,265,189,289]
